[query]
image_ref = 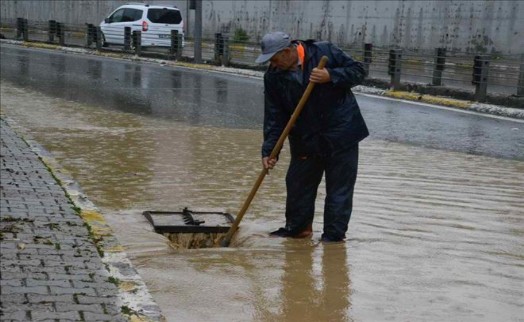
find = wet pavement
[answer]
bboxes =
[0,119,129,321]
[1,30,521,96]
[1,44,523,160]
[1,44,524,321]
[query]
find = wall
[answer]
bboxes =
[1,0,522,54]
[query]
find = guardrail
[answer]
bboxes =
[1,17,523,107]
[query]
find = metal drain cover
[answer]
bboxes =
[143,207,234,233]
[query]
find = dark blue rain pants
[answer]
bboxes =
[284,144,359,240]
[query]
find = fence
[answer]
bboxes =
[1,18,523,105]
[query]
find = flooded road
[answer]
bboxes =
[1,44,522,160]
[1,45,523,321]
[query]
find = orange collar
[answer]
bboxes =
[296,43,305,70]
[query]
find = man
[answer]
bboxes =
[255,31,369,242]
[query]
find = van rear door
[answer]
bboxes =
[144,8,184,47]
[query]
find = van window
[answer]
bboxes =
[109,9,125,23]
[147,9,182,24]
[109,8,142,23]
[122,9,143,22]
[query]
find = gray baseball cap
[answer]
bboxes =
[255,31,291,64]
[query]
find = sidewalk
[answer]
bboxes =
[0,118,163,321]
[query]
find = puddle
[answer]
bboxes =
[2,81,523,321]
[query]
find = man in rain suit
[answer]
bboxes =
[256,31,369,242]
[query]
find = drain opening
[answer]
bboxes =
[143,208,235,249]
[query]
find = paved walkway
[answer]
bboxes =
[0,119,128,321]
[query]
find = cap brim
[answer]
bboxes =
[255,52,278,64]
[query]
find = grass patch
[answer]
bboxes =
[107,276,120,286]
[1,216,34,223]
[1,224,22,234]
[121,305,133,315]
[83,222,105,258]
[43,223,60,230]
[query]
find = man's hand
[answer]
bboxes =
[310,67,331,83]
[262,157,277,170]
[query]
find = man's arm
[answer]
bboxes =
[261,76,287,167]
[324,43,366,88]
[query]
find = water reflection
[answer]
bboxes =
[0,46,263,128]
[17,54,29,78]
[280,243,351,322]
[465,121,484,154]
[215,78,228,105]
[87,59,102,80]
[1,59,523,321]
[191,72,202,123]
[133,65,141,87]
[169,70,182,89]
[2,45,522,159]
[356,95,524,160]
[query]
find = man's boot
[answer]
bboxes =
[269,223,313,238]
[292,223,313,238]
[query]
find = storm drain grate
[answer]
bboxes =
[143,207,234,234]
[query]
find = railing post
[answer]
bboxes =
[49,20,57,43]
[388,49,402,90]
[22,19,29,42]
[363,43,373,77]
[214,33,223,63]
[472,55,489,102]
[193,0,202,63]
[432,47,446,86]
[85,23,93,47]
[517,54,524,97]
[221,35,230,66]
[17,18,29,41]
[133,30,142,56]
[177,33,183,60]
[95,27,102,51]
[170,30,177,59]
[124,27,131,52]
[170,30,182,60]
[16,18,23,39]
[56,22,65,46]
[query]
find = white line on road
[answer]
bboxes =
[355,92,524,123]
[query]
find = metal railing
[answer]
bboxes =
[1,18,523,105]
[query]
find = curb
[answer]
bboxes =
[2,38,523,120]
[384,90,470,109]
[381,90,524,119]
[1,115,165,322]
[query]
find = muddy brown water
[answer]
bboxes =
[1,82,523,321]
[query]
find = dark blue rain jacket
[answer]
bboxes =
[262,40,369,158]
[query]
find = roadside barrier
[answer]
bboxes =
[2,17,523,105]
[169,30,182,61]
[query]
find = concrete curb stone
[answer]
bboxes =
[0,116,165,322]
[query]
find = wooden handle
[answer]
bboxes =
[220,56,329,247]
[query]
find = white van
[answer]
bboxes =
[100,4,184,47]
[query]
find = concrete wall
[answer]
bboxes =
[0,1,186,28]
[1,0,522,54]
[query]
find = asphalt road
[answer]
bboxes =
[1,43,522,160]
[1,43,523,322]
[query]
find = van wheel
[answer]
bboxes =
[101,33,108,47]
